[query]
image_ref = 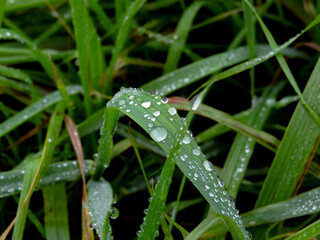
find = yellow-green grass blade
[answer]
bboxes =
[187,186,320,238]
[12,158,39,240]
[98,88,251,239]
[42,183,70,240]
[169,97,280,151]
[285,219,320,240]
[102,0,147,93]
[0,85,83,138]
[255,57,320,208]
[87,178,114,240]
[142,45,306,96]
[163,1,203,74]
[221,82,284,199]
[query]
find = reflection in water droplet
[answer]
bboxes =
[153,110,160,116]
[182,134,191,144]
[141,101,151,108]
[193,148,200,156]
[150,127,167,142]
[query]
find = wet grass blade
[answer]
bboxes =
[255,58,320,208]
[0,85,83,138]
[42,183,70,240]
[99,88,251,239]
[163,1,203,73]
[12,158,39,240]
[285,219,320,240]
[87,179,114,240]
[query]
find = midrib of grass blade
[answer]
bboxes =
[254,57,320,209]
[0,102,64,240]
[142,45,305,96]
[187,185,320,238]
[98,88,251,239]
[42,183,70,240]
[102,0,147,93]
[163,1,203,74]
[12,158,39,240]
[169,97,280,151]
[244,0,320,128]
[221,82,284,199]
[0,85,83,138]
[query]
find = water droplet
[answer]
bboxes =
[182,134,191,144]
[151,117,156,122]
[192,148,200,156]
[126,109,131,112]
[168,107,177,115]
[110,207,119,219]
[129,95,134,100]
[205,185,210,190]
[148,123,153,128]
[141,101,151,108]
[119,100,125,105]
[153,110,160,116]
[203,160,213,171]
[161,97,168,103]
[209,192,214,197]
[180,154,187,161]
[218,178,224,187]
[150,127,167,142]
[150,90,158,95]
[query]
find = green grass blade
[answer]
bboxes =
[255,58,320,208]
[221,83,284,198]
[169,97,280,151]
[0,160,95,199]
[142,45,303,96]
[0,85,83,138]
[244,0,320,128]
[285,219,320,240]
[87,178,114,240]
[69,0,93,114]
[163,2,203,73]
[102,0,147,93]
[100,88,251,239]
[0,0,5,27]
[12,158,39,240]
[42,183,70,240]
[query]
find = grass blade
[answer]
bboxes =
[0,85,83,138]
[285,219,320,240]
[87,179,114,240]
[100,88,251,239]
[163,2,203,73]
[255,58,320,208]
[42,183,70,240]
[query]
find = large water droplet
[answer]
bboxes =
[168,107,177,115]
[182,134,191,144]
[203,160,213,171]
[161,97,168,103]
[150,127,167,142]
[193,148,200,156]
[141,101,151,108]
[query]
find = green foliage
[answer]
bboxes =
[1,1,320,240]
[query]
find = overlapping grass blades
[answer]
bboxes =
[97,88,251,239]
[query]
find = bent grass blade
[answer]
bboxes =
[97,88,251,239]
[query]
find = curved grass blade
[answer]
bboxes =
[99,88,251,239]
[87,179,114,240]
[0,160,95,199]
[0,85,83,138]
[142,45,304,96]
[0,0,5,28]
[163,1,203,73]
